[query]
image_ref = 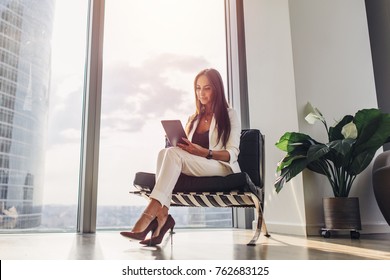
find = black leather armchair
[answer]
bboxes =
[131,129,270,246]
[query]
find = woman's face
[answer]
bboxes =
[196,75,214,107]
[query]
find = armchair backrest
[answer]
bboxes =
[238,129,264,188]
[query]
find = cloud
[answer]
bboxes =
[47,53,210,145]
[100,53,209,134]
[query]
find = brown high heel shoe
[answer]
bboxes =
[120,213,158,241]
[140,215,175,246]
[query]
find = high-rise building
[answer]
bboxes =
[0,0,55,229]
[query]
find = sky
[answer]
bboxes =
[43,0,227,206]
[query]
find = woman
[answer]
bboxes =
[120,68,241,245]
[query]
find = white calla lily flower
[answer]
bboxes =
[305,102,325,124]
[305,112,322,124]
[341,122,358,139]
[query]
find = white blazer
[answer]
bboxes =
[186,108,242,173]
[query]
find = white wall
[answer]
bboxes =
[244,0,307,235]
[244,0,390,235]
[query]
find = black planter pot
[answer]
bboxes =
[322,197,361,238]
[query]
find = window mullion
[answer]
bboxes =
[77,0,105,233]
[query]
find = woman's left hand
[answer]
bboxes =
[177,138,207,157]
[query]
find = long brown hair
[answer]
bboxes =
[186,68,231,147]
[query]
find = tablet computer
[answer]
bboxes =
[161,120,188,146]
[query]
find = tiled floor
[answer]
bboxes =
[1,229,390,260]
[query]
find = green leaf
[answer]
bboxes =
[276,154,305,172]
[349,151,375,175]
[328,139,354,156]
[307,159,330,176]
[325,139,354,168]
[307,144,330,162]
[354,110,390,154]
[275,132,315,152]
[275,158,308,193]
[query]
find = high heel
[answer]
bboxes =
[120,215,158,241]
[140,215,175,246]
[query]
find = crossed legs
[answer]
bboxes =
[122,147,232,244]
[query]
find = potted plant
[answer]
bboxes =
[274,103,390,238]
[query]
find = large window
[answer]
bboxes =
[97,0,231,229]
[0,0,88,232]
[0,0,232,232]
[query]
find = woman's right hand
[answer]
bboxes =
[177,138,208,158]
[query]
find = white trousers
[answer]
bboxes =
[149,147,233,208]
